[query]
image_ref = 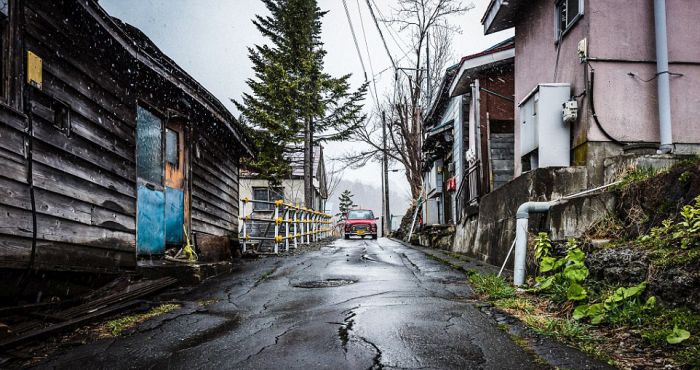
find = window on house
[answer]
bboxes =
[136,106,163,185]
[252,187,284,211]
[165,128,179,166]
[556,0,583,38]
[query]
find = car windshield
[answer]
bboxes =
[347,210,374,220]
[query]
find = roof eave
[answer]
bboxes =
[78,0,255,157]
[448,48,515,97]
[481,0,520,35]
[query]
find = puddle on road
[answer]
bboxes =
[292,279,357,288]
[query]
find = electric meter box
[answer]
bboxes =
[518,83,571,169]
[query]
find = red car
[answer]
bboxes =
[343,209,378,240]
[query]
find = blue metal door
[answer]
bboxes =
[164,187,184,244]
[136,106,166,255]
[137,185,165,254]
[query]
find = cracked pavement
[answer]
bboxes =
[35,238,553,369]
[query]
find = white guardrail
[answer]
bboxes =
[239,198,334,254]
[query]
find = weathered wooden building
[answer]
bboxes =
[422,38,515,226]
[0,0,252,276]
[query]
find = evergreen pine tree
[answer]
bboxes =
[338,190,355,215]
[234,0,368,182]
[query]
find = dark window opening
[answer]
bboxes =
[252,187,284,211]
[165,128,179,167]
[52,99,71,135]
[556,0,583,39]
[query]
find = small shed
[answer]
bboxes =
[0,0,253,277]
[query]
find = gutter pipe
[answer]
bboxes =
[512,181,622,286]
[514,202,556,286]
[654,0,673,153]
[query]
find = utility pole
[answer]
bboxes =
[304,116,314,210]
[426,30,431,104]
[382,111,390,236]
[305,62,318,210]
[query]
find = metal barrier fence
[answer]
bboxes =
[239,198,333,254]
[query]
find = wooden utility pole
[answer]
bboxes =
[304,116,314,210]
[382,111,390,235]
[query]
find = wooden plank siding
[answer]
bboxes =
[191,132,240,238]
[0,2,138,271]
[0,0,249,273]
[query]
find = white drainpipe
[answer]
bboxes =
[514,201,557,286]
[654,0,673,153]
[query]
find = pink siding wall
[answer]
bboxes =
[513,0,700,174]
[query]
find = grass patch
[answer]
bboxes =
[613,166,660,191]
[493,297,536,314]
[257,267,278,284]
[528,316,595,342]
[196,298,221,306]
[100,303,181,337]
[466,272,516,301]
[637,307,700,367]
[647,246,700,267]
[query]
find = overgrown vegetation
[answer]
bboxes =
[100,303,181,337]
[530,229,700,367]
[428,176,700,367]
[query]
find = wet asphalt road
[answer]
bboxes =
[38,238,548,370]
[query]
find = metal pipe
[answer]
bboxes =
[654,0,673,153]
[514,201,556,286]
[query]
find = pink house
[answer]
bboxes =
[482,0,700,184]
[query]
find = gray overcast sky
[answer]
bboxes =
[100,0,512,203]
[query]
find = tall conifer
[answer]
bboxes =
[235,0,368,184]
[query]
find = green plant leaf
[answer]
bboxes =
[539,256,557,273]
[590,313,605,325]
[644,296,657,310]
[563,263,589,282]
[666,326,691,344]
[536,276,555,291]
[566,282,588,301]
[566,248,586,264]
[572,305,588,320]
[622,282,646,299]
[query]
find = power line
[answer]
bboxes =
[363,0,396,71]
[368,0,411,55]
[342,0,368,81]
[355,0,380,106]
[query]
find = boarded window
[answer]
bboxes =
[165,128,178,166]
[136,106,163,185]
[52,99,71,135]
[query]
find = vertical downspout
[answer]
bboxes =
[472,80,482,195]
[514,202,556,286]
[654,0,673,153]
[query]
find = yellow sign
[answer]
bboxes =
[27,51,43,89]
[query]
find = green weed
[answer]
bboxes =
[103,303,180,337]
[467,272,515,300]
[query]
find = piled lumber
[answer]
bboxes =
[0,277,177,351]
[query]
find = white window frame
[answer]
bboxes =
[555,0,584,42]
